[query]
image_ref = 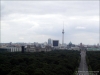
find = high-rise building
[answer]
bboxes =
[52,40,59,47]
[48,38,52,46]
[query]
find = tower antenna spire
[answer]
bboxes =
[63,21,64,30]
[62,21,64,46]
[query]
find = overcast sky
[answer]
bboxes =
[1,0,99,45]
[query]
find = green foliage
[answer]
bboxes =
[0,50,80,75]
[86,51,100,75]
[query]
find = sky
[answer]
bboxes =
[1,0,100,45]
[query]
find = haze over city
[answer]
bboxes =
[1,0,99,45]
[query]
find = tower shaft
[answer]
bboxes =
[62,22,64,46]
[62,31,64,45]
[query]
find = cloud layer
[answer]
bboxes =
[1,1,99,45]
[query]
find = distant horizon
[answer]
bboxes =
[0,41,99,45]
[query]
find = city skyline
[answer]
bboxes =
[1,1,99,45]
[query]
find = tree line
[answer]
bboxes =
[86,51,100,75]
[0,50,80,75]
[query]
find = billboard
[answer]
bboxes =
[53,40,59,46]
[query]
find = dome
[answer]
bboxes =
[69,42,72,45]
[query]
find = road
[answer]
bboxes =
[77,50,89,75]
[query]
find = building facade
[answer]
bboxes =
[48,38,52,46]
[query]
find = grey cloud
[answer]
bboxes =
[1,1,99,17]
[1,1,99,44]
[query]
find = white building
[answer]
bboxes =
[6,47,22,52]
[70,47,80,51]
[26,47,36,52]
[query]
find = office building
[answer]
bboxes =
[48,38,52,46]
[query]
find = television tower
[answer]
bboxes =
[62,22,64,46]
